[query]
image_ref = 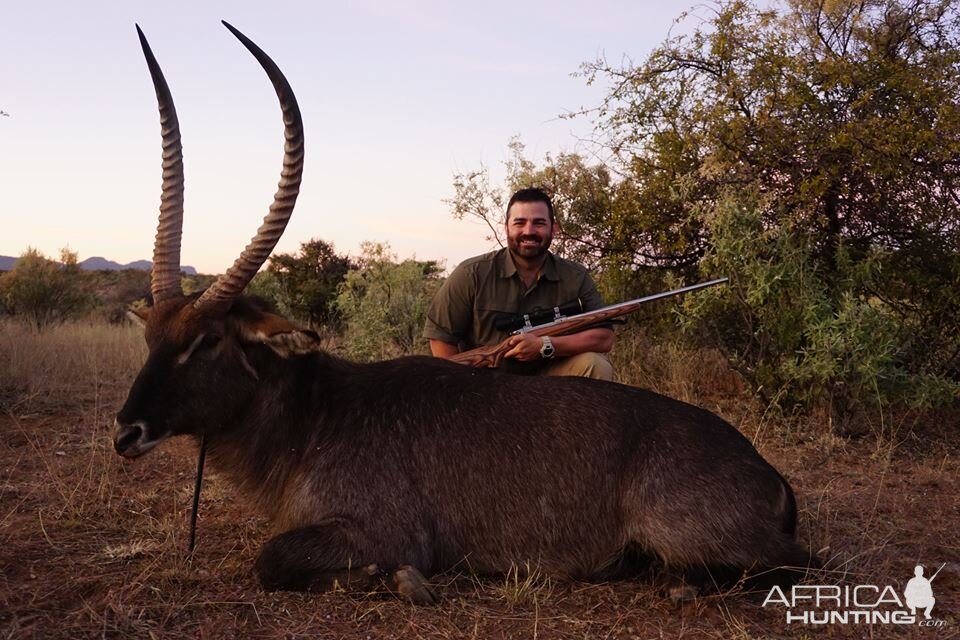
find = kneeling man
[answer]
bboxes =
[424,187,614,380]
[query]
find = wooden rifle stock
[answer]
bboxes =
[448,277,728,368]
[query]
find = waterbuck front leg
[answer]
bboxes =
[254,521,438,604]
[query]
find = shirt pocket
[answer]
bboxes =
[475,305,518,344]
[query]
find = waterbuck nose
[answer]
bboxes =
[114,420,143,455]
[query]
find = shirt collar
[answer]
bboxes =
[498,248,559,281]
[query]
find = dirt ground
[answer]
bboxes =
[1,328,958,638]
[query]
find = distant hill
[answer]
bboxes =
[0,254,197,275]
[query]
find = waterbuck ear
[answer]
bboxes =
[126,307,150,329]
[261,329,323,357]
[238,312,322,357]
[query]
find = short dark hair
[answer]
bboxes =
[505,187,554,222]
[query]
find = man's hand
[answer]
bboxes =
[503,333,545,362]
[502,328,614,363]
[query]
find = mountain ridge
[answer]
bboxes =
[0,254,198,275]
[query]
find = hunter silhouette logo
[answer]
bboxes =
[905,564,944,620]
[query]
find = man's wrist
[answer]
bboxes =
[539,336,556,359]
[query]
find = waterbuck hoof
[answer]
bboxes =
[393,565,438,605]
[668,584,700,605]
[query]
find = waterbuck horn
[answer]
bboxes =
[137,24,184,304]
[193,20,305,315]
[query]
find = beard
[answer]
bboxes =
[507,232,552,260]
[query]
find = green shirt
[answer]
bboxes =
[423,249,606,351]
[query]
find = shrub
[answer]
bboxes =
[268,239,356,328]
[335,243,443,361]
[0,248,92,329]
[682,191,959,427]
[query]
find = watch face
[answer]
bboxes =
[540,339,555,358]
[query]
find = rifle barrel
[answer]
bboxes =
[516,277,729,335]
[929,563,946,582]
[448,277,728,368]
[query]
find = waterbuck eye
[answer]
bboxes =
[177,333,224,365]
[198,333,223,352]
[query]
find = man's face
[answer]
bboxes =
[505,201,555,260]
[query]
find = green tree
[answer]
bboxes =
[584,0,960,416]
[0,248,92,329]
[268,239,356,327]
[181,273,216,296]
[88,268,150,323]
[582,0,960,275]
[451,0,960,419]
[245,270,284,312]
[335,243,444,361]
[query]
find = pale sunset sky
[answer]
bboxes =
[1,1,704,274]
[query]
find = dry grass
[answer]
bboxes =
[1,319,958,638]
[492,562,555,609]
[610,330,745,408]
[0,319,145,413]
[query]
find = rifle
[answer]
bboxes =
[449,277,729,368]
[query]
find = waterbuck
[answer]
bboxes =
[115,23,815,604]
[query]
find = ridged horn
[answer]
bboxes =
[137,25,185,304]
[193,21,304,314]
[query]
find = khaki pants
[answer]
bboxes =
[543,352,615,381]
[499,352,615,381]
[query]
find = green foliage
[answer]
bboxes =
[605,1,957,263]
[683,192,958,420]
[181,273,216,297]
[245,271,285,313]
[87,269,150,323]
[335,243,444,361]
[0,248,92,329]
[451,0,960,423]
[595,0,960,418]
[582,0,960,273]
[268,239,356,327]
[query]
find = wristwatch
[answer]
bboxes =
[539,336,556,360]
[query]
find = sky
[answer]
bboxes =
[1,0,704,274]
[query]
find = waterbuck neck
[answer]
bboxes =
[200,349,339,519]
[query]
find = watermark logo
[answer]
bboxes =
[762,563,948,628]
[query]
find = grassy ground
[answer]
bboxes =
[1,319,958,638]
